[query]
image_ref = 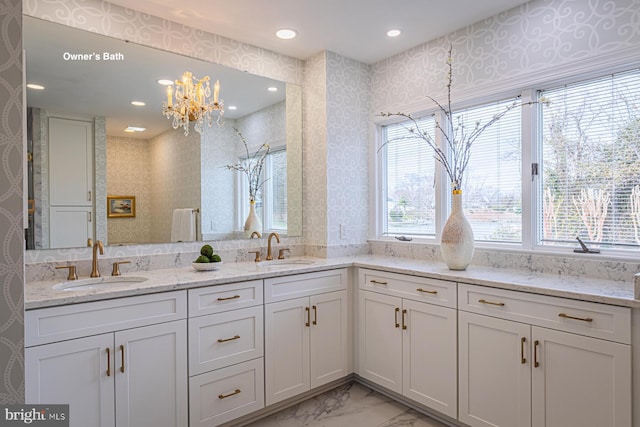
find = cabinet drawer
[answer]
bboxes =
[458,284,631,344]
[264,269,348,303]
[189,358,264,427]
[26,291,187,347]
[359,269,456,308]
[188,306,264,375]
[188,280,263,317]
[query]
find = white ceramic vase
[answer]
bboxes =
[440,191,474,270]
[244,200,262,238]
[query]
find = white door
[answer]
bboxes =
[25,333,115,427]
[49,117,93,206]
[458,311,531,427]
[531,326,632,427]
[115,320,188,427]
[310,290,348,388]
[265,297,310,405]
[358,290,402,393]
[402,299,457,418]
[50,206,92,249]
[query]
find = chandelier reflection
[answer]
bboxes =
[162,71,224,136]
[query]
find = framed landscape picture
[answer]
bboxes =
[107,196,136,218]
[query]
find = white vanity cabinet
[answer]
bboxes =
[458,283,632,427]
[264,269,349,406]
[188,280,265,427]
[25,291,188,427]
[358,269,457,418]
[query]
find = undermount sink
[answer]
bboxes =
[53,276,148,291]
[256,258,316,269]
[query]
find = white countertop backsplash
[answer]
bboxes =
[25,255,640,310]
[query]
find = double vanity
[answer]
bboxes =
[24,256,640,427]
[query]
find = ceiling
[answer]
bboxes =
[106,0,532,64]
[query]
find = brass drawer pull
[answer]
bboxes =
[312,305,317,325]
[370,279,388,285]
[106,348,111,377]
[416,288,438,295]
[394,307,400,328]
[217,295,241,301]
[520,337,526,364]
[305,307,310,327]
[534,340,540,368]
[478,299,505,307]
[558,313,593,323]
[217,335,241,343]
[120,345,125,373]
[402,309,407,330]
[218,389,241,399]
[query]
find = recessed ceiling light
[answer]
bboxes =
[386,29,401,38]
[27,83,45,90]
[228,106,237,110]
[131,101,146,106]
[276,29,297,40]
[268,87,278,92]
[125,126,146,132]
[157,79,173,86]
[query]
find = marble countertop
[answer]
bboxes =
[25,255,640,310]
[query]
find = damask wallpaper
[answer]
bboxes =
[0,0,23,404]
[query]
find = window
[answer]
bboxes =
[377,67,640,254]
[240,148,287,232]
[382,116,437,237]
[457,99,522,243]
[539,70,640,250]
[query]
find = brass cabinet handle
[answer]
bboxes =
[106,348,111,377]
[305,307,310,327]
[558,313,593,323]
[534,340,540,368]
[478,298,505,307]
[417,288,438,295]
[312,305,317,325]
[394,307,400,328]
[217,335,240,343]
[521,337,527,364]
[370,279,388,285]
[120,345,125,373]
[218,389,241,399]
[217,295,240,301]
[402,309,407,330]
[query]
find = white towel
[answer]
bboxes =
[171,209,196,242]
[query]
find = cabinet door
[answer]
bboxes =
[50,206,92,249]
[265,297,310,405]
[115,320,188,427]
[358,290,402,393]
[459,311,531,427]
[49,117,93,206]
[25,333,115,427]
[310,290,348,388]
[532,326,631,427]
[402,299,457,418]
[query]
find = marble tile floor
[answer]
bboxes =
[240,382,449,427]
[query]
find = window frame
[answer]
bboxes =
[374,69,640,258]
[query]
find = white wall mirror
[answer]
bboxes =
[24,16,302,250]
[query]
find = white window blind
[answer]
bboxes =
[539,69,640,249]
[382,116,436,237]
[266,149,287,231]
[455,98,522,242]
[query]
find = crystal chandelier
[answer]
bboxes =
[162,71,224,136]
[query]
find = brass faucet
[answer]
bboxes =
[250,231,262,239]
[91,240,105,277]
[266,232,280,260]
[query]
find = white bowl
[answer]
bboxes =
[192,261,222,271]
